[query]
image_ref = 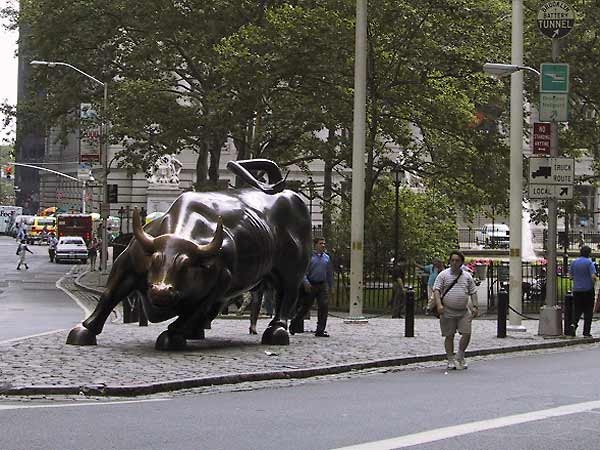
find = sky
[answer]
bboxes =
[0,1,18,144]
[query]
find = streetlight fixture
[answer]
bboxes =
[30,60,109,273]
[483,63,540,77]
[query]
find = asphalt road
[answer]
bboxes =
[0,236,85,342]
[1,344,599,450]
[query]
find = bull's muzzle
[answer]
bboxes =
[148,282,178,306]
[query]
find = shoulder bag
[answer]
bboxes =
[426,271,462,318]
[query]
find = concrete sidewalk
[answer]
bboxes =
[1,268,598,397]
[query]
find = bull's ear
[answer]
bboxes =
[133,208,156,253]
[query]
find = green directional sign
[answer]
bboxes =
[539,93,568,122]
[540,63,569,93]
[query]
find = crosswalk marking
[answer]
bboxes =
[331,399,600,450]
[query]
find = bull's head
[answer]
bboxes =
[132,208,224,309]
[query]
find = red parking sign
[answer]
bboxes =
[533,122,551,155]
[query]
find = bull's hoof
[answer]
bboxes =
[66,325,97,346]
[261,326,290,346]
[185,329,205,340]
[155,330,187,351]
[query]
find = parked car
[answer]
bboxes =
[475,223,510,248]
[54,236,88,264]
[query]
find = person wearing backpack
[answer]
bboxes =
[16,240,33,270]
[433,250,479,371]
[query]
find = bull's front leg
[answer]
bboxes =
[155,269,232,351]
[66,253,139,346]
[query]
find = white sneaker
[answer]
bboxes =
[455,358,468,370]
[446,359,456,370]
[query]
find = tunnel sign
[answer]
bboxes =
[537,2,575,39]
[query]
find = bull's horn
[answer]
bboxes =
[133,207,155,252]
[196,217,224,256]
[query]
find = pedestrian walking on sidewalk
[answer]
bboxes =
[569,245,597,338]
[290,237,333,337]
[433,250,479,370]
[389,265,405,318]
[248,282,274,335]
[16,240,33,270]
[88,237,99,271]
[48,232,57,262]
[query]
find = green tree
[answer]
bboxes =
[329,180,457,266]
[7,0,513,218]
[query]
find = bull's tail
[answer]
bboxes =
[226,159,288,194]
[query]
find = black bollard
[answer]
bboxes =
[137,296,148,327]
[123,295,137,324]
[405,286,415,337]
[497,288,508,338]
[564,291,574,336]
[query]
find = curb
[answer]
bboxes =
[1,336,598,397]
[74,270,104,295]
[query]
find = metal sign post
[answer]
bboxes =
[535,2,575,336]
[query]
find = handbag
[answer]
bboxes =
[594,291,600,314]
[426,271,463,318]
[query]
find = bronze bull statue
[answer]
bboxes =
[66,160,312,350]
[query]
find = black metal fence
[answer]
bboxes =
[328,258,574,316]
[329,263,430,315]
[483,260,571,315]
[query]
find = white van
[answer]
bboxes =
[475,224,510,248]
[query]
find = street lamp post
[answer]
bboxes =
[483,61,540,332]
[348,0,367,322]
[30,60,109,273]
[392,161,402,265]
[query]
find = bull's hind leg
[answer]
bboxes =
[261,279,300,345]
[67,256,138,346]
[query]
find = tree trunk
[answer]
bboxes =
[194,142,209,190]
[322,129,335,243]
[233,133,248,188]
[208,136,223,185]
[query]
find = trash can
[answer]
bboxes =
[475,263,487,280]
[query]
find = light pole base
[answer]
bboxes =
[507,324,527,332]
[538,306,562,336]
[343,317,369,325]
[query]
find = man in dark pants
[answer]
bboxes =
[570,245,597,337]
[290,238,333,337]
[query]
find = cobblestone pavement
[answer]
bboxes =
[0,266,598,396]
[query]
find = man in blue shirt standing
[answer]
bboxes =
[569,245,597,337]
[290,238,334,337]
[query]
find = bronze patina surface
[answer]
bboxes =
[66,160,311,350]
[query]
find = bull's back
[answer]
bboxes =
[158,189,311,286]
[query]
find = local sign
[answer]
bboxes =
[532,122,551,155]
[529,184,573,200]
[537,1,575,39]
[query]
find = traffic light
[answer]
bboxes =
[107,184,118,203]
[4,166,12,179]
